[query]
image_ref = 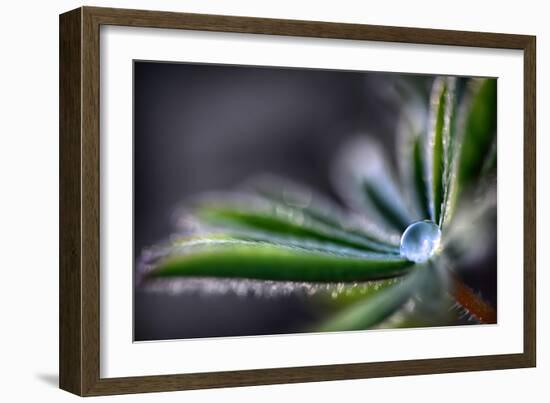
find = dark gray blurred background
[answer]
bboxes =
[133,62,457,341]
[134,62,411,257]
[133,62,413,341]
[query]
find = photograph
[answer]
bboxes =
[133,61,497,341]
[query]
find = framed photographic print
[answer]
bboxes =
[59,6,536,396]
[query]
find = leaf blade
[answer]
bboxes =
[196,199,398,253]
[317,263,429,331]
[441,78,497,228]
[146,237,413,283]
[332,137,413,233]
[457,79,497,187]
[396,97,430,221]
[413,136,431,219]
[425,77,456,225]
[245,175,400,246]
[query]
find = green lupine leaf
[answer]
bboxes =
[457,79,497,187]
[413,136,430,219]
[146,237,414,283]
[362,182,410,231]
[196,199,398,253]
[441,78,496,228]
[317,263,430,331]
[245,175,399,246]
[375,259,456,328]
[389,75,433,107]
[379,294,462,329]
[480,136,497,177]
[442,183,496,264]
[396,97,430,221]
[332,137,412,233]
[425,77,456,225]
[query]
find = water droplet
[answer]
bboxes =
[400,220,442,263]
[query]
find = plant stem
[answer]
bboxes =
[450,272,496,324]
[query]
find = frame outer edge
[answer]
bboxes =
[523,35,536,367]
[59,7,84,396]
[80,5,103,396]
[58,6,537,396]
[82,5,531,49]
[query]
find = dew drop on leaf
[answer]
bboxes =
[399,220,441,263]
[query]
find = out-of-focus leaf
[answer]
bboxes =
[425,77,456,225]
[332,137,412,233]
[443,183,496,266]
[146,237,414,283]
[196,199,398,253]
[375,259,454,328]
[363,182,408,230]
[480,137,497,177]
[441,78,497,228]
[457,79,497,186]
[396,97,430,220]
[245,175,398,246]
[378,294,464,329]
[316,263,430,332]
[383,75,433,107]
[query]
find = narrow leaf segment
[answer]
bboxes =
[148,238,414,283]
[317,263,429,331]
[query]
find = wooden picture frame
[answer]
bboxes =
[59,6,536,396]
